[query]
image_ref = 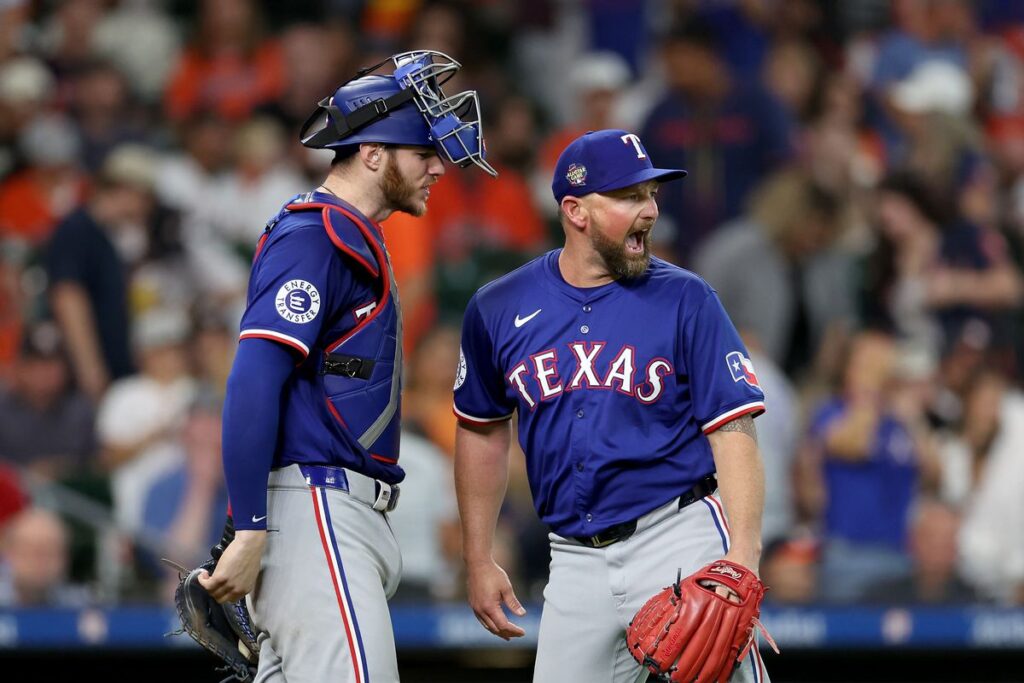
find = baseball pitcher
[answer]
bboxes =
[453,129,774,683]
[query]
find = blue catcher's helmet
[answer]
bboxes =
[300,50,496,176]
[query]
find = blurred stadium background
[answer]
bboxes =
[1,0,1024,680]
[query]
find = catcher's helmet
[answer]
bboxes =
[300,50,496,176]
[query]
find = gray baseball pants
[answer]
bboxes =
[532,493,770,683]
[249,464,403,683]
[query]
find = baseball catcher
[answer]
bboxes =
[626,560,778,683]
[167,516,260,682]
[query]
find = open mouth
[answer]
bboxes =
[625,229,649,254]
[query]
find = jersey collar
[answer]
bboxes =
[542,248,638,304]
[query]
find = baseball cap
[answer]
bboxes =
[569,52,631,93]
[551,129,686,204]
[132,307,191,350]
[100,144,159,192]
[889,60,973,116]
[0,56,55,106]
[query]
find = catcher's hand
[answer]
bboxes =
[166,516,261,682]
[626,560,778,683]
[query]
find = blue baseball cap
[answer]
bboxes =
[551,129,687,203]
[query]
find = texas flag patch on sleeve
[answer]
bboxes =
[726,351,760,388]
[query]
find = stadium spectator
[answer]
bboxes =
[694,169,852,377]
[955,369,1024,604]
[208,115,306,264]
[67,60,149,174]
[859,171,1023,363]
[259,22,355,135]
[142,396,229,599]
[0,321,95,479]
[763,38,827,124]
[798,330,940,603]
[760,535,819,605]
[155,112,247,305]
[91,0,180,104]
[864,497,978,604]
[885,59,979,192]
[0,113,87,246]
[0,56,56,177]
[869,0,969,113]
[45,143,160,399]
[35,0,106,86]
[640,17,795,263]
[402,324,463,457]
[97,307,196,538]
[189,305,237,406]
[0,507,89,607]
[163,0,285,123]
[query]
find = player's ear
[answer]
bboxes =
[561,196,588,230]
[358,143,385,171]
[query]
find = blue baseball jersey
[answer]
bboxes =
[238,191,404,484]
[810,398,918,550]
[454,250,765,537]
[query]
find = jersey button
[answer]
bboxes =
[576,409,584,418]
[576,462,584,472]
[586,513,593,522]
[580,324,590,334]
[583,305,592,313]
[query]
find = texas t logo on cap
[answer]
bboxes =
[551,129,687,203]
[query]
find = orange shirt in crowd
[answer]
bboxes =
[361,0,422,43]
[164,41,285,122]
[0,171,88,245]
[539,125,589,177]
[422,165,548,259]
[382,210,436,355]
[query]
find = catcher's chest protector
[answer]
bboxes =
[261,194,403,464]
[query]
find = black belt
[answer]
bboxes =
[572,474,718,548]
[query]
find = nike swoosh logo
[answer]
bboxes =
[514,309,542,328]
[251,515,267,524]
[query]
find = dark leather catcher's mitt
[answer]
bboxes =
[167,516,260,682]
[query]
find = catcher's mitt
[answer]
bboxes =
[167,516,260,683]
[626,560,777,683]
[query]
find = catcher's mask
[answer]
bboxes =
[300,50,497,176]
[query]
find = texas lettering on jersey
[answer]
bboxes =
[453,251,766,537]
[507,342,674,408]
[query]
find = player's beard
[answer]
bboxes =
[381,154,425,216]
[590,223,653,279]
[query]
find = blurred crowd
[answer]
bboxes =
[1,0,1023,611]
